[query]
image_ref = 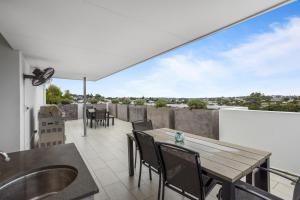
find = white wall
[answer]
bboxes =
[0,34,45,152]
[0,34,22,152]
[22,55,45,150]
[220,109,300,175]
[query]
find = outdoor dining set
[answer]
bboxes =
[128,120,300,200]
[86,107,115,129]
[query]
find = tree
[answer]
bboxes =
[217,97,230,105]
[95,94,105,102]
[134,99,145,106]
[246,92,264,110]
[46,85,73,104]
[111,98,120,104]
[187,99,207,109]
[89,97,98,104]
[121,98,131,105]
[46,85,63,104]
[63,90,73,101]
[155,99,168,108]
[283,97,290,102]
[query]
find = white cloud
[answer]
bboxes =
[223,17,300,76]
[120,54,229,97]
[108,17,300,97]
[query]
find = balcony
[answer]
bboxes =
[0,1,298,199]
[65,118,295,200]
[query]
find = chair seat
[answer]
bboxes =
[235,180,283,200]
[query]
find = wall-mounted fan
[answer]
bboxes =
[23,67,55,86]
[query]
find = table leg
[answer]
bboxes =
[90,118,93,128]
[222,181,236,200]
[127,135,134,176]
[112,117,114,125]
[246,172,253,185]
[255,158,270,192]
[107,117,110,127]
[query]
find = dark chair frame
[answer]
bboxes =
[94,109,107,128]
[156,142,210,200]
[132,130,161,200]
[85,106,95,125]
[132,120,153,131]
[132,120,153,168]
[218,167,299,200]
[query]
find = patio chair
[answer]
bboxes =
[133,131,161,200]
[132,120,153,131]
[132,120,153,168]
[94,109,107,128]
[156,142,218,200]
[217,167,300,200]
[85,106,94,125]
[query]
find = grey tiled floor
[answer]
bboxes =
[65,119,295,200]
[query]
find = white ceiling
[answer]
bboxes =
[0,0,292,80]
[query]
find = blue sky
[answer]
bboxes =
[52,1,300,98]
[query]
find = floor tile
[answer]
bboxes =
[104,182,136,200]
[94,168,120,186]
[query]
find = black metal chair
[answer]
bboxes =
[132,120,153,131]
[218,167,300,200]
[86,108,91,125]
[94,109,107,128]
[156,142,218,200]
[85,106,94,125]
[133,131,161,200]
[132,120,153,168]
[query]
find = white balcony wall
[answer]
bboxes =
[0,34,22,152]
[219,109,300,175]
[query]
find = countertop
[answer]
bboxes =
[0,143,99,200]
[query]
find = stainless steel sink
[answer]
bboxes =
[0,165,78,200]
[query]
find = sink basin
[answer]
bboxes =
[0,165,78,200]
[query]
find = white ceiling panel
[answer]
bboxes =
[0,0,292,80]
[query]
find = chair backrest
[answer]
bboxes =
[157,142,205,200]
[95,109,106,120]
[133,131,160,169]
[86,108,92,118]
[132,120,153,132]
[294,178,300,200]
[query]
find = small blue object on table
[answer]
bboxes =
[175,131,185,143]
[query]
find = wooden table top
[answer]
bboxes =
[88,108,95,113]
[129,128,271,182]
[88,108,108,113]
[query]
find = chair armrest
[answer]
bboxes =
[259,167,299,183]
[235,182,283,200]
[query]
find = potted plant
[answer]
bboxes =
[111,98,119,104]
[187,99,207,109]
[174,99,219,139]
[134,99,145,106]
[155,98,168,108]
[89,97,98,105]
[121,98,131,105]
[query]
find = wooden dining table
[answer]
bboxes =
[127,128,271,200]
[87,108,114,128]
